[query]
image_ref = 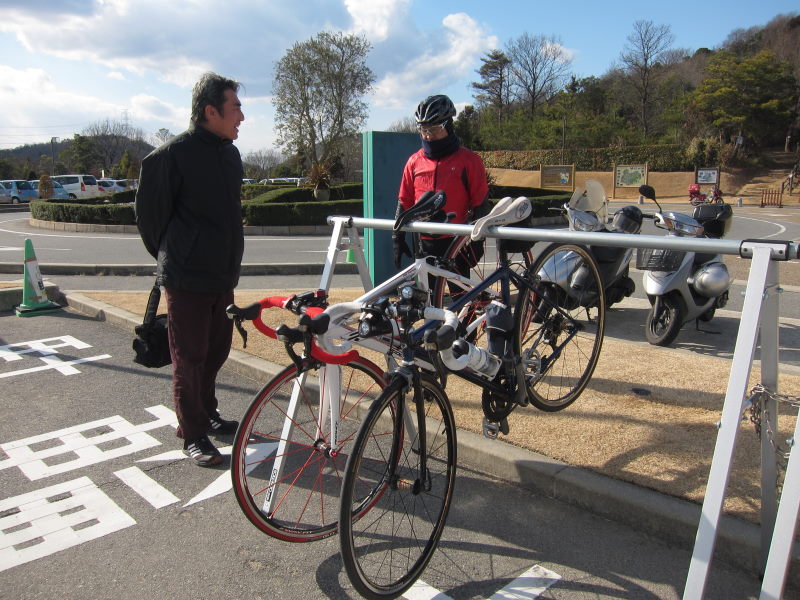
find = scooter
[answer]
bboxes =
[638,184,733,346]
[537,179,642,309]
[689,183,723,206]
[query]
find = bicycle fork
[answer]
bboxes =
[391,368,430,494]
[262,364,343,515]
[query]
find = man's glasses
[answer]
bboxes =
[417,123,446,135]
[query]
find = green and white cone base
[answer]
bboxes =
[15,239,61,317]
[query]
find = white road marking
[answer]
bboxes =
[403,580,454,599]
[733,215,786,238]
[0,405,178,480]
[0,476,136,572]
[114,466,180,509]
[489,564,562,599]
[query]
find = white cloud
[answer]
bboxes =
[372,12,497,110]
[107,71,126,81]
[345,0,411,42]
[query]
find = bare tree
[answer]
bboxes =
[152,128,174,147]
[505,33,573,116]
[620,20,675,139]
[386,116,418,133]
[243,148,284,179]
[82,118,145,174]
[272,31,375,173]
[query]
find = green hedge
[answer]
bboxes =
[244,199,362,226]
[478,145,692,172]
[246,182,363,204]
[30,200,136,224]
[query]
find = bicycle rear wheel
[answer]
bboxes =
[231,357,385,542]
[431,233,533,348]
[339,374,456,599]
[516,243,605,411]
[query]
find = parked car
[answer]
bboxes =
[51,174,100,199]
[243,178,258,185]
[0,180,38,203]
[28,179,69,200]
[98,179,127,194]
[0,183,12,204]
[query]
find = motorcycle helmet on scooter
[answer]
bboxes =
[691,262,731,298]
[610,205,643,234]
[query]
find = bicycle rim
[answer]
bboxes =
[518,243,605,411]
[432,234,533,350]
[339,375,456,599]
[231,358,385,542]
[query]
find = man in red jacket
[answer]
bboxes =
[393,95,491,270]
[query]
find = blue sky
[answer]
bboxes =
[0,0,796,158]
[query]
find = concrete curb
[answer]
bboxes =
[0,283,62,312]
[0,262,359,276]
[53,290,799,588]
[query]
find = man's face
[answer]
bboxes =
[418,123,448,141]
[203,89,244,140]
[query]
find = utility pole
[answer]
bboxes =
[50,137,59,175]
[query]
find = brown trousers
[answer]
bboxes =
[165,287,234,441]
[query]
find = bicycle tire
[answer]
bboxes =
[231,357,386,542]
[339,374,456,599]
[431,233,533,349]
[517,243,605,411]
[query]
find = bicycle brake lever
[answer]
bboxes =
[233,318,248,348]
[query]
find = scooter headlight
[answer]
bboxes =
[571,210,602,232]
[661,212,704,237]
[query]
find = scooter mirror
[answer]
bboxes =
[638,185,656,200]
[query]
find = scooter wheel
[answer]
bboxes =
[645,294,685,346]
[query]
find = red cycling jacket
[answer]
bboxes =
[398,147,488,227]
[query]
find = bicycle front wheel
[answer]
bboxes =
[339,375,456,599]
[516,243,605,411]
[231,357,385,542]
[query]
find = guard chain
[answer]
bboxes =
[746,383,800,495]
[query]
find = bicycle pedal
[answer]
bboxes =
[483,419,499,439]
[482,418,509,439]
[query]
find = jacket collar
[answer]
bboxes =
[190,123,232,146]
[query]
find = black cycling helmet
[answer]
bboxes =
[610,205,643,235]
[415,95,457,125]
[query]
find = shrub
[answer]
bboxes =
[243,199,363,226]
[31,200,135,224]
[478,145,691,172]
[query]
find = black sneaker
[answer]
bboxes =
[208,412,238,435]
[183,435,223,467]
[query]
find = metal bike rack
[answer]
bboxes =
[326,215,799,598]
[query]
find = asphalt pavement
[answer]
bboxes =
[1,207,799,597]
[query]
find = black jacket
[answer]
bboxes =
[135,125,244,293]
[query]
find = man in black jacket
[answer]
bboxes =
[135,72,245,467]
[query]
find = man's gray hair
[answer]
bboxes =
[191,72,240,125]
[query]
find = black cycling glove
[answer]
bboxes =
[392,232,412,269]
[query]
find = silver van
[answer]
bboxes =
[51,174,100,199]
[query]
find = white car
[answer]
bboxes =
[98,179,128,194]
[51,174,100,199]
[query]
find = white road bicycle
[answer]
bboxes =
[226,194,606,543]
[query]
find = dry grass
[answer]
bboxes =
[81,287,799,524]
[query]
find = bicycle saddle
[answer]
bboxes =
[393,190,447,233]
[470,196,531,241]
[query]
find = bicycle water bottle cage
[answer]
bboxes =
[393,190,447,233]
[470,197,531,241]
